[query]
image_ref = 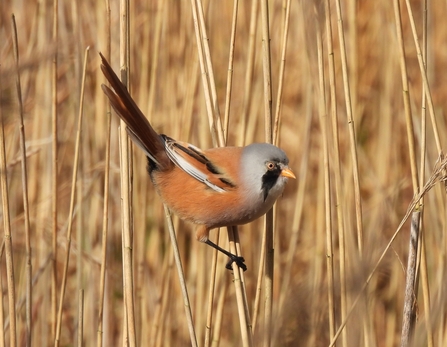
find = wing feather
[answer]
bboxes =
[163,137,236,193]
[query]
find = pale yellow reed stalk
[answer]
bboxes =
[327,1,350,344]
[0,70,17,347]
[51,0,59,339]
[239,0,258,146]
[118,1,137,346]
[334,0,364,255]
[163,205,198,347]
[54,47,89,347]
[223,0,239,142]
[317,21,335,342]
[97,2,111,346]
[417,2,434,346]
[78,290,84,347]
[259,1,274,346]
[272,0,291,146]
[11,14,32,347]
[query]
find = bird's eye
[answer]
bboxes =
[266,162,276,170]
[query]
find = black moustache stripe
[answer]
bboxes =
[261,169,281,201]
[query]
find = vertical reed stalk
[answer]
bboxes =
[163,206,198,347]
[195,0,225,147]
[78,289,84,347]
[317,19,336,341]
[261,0,275,347]
[0,70,17,347]
[118,1,137,346]
[417,2,434,346]
[404,0,441,154]
[227,227,253,347]
[210,273,229,347]
[327,1,350,344]
[204,231,220,347]
[401,212,420,347]
[393,1,421,345]
[393,0,419,193]
[152,249,173,347]
[334,0,364,255]
[274,90,312,341]
[240,0,258,145]
[54,47,89,347]
[145,1,164,119]
[0,250,4,347]
[251,228,266,334]
[223,0,239,142]
[11,14,32,347]
[272,0,291,146]
[191,0,222,146]
[97,1,111,346]
[51,0,59,339]
[259,1,274,346]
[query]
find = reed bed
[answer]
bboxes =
[1,1,447,346]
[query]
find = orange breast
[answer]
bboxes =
[150,147,249,229]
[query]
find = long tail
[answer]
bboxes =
[100,53,171,171]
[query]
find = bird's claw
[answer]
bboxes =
[226,255,247,272]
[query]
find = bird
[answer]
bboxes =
[99,53,295,271]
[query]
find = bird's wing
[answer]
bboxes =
[163,136,236,193]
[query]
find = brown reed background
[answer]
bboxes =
[1,0,447,346]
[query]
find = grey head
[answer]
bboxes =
[240,143,294,208]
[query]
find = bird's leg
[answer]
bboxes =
[204,239,247,272]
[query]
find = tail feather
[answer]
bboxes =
[100,53,171,171]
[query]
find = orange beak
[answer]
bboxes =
[280,167,296,179]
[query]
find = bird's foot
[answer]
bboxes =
[204,239,248,272]
[226,255,247,272]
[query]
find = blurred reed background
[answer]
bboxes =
[1,0,447,346]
